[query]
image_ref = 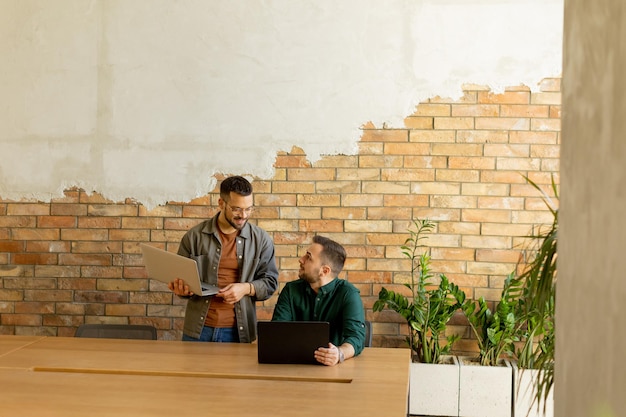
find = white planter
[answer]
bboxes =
[409,355,460,416]
[511,362,554,417]
[458,356,512,417]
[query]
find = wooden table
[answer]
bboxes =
[0,335,44,357]
[0,336,409,417]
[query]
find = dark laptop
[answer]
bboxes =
[257,321,330,365]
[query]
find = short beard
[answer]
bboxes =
[226,215,247,231]
[298,270,317,284]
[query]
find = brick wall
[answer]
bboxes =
[0,79,560,350]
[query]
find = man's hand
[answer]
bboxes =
[168,278,194,296]
[314,343,341,366]
[216,283,250,304]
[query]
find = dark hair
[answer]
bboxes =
[313,235,347,275]
[220,176,253,201]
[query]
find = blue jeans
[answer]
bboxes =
[182,326,239,343]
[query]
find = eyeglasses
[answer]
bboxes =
[225,202,255,216]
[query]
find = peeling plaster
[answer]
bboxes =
[0,0,563,209]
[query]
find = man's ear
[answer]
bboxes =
[320,264,332,276]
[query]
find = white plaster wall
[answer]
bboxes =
[0,0,563,208]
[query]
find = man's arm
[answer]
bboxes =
[247,231,279,301]
[339,288,367,357]
[271,286,295,321]
[314,286,366,366]
[314,342,356,366]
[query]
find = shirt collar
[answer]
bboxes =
[316,277,339,295]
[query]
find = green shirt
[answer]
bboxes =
[271,278,366,356]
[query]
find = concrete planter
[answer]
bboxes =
[458,356,512,417]
[511,361,554,417]
[409,355,460,416]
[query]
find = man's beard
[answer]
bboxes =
[298,269,318,284]
[226,215,247,230]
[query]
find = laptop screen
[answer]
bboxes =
[257,321,330,365]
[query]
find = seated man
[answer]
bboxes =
[271,235,366,366]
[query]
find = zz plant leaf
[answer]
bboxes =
[461,272,519,367]
[373,218,466,364]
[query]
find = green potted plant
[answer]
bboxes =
[456,175,557,417]
[460,273,519,367]
[373,218,466,416]
[456,275,517,417]
[508,176,557,417]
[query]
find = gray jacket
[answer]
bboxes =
[177,213,278,342]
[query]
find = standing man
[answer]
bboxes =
[272,235,366,366]
[168,175,278,343]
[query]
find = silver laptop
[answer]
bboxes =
[140,243,219,296]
